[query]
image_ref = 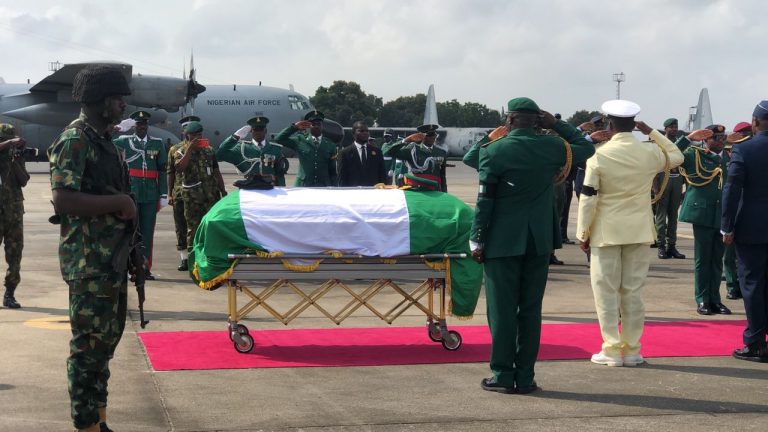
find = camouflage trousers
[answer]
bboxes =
[67,274,127,429]
[183,189,218,252]
[172,197,188,251]
[0,199,23,290]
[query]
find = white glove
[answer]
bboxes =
[116,118,136,132]
[234,125,252,139]
[159,195,169,209]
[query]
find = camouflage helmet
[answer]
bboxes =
[0,123,16,139]
[72,65,131,103]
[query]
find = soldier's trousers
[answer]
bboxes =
[724,243,741,296]
[0,199,23,290]
[484,247,549,388]
[67,275,127,429]
[172,198,188,251]
[137,202,157,269]
[590,243,651,357]
[654,176,684,247]
[693,224,724,305]
[183,192,217,252]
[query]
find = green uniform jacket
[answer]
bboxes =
[216,135,286,186]
[461,135,489,170]
[274,125,337,187]
[0,146,24,202]
[167,142,185,200]
[113,134,168,203]
[471,121,595,258]
[676,137,729,229]
[382,140,449,192]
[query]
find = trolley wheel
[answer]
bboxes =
[428,324,442,342]
[441,330,462,351]
[234,334,254,353]
[235,324,249,335]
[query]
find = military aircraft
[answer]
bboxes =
[341,85,492,157]
[0,60,342,160]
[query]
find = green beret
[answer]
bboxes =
[663,118,678,128]
[417,124,439,136]
[304,110,325,121]
[506,97,540,114]
[247,116,270,129]
[0,123,16,139]
[72,65,131,103]
[185,121,203,134]
[130,110,151,123]
[404,173,440,191]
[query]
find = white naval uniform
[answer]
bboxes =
[577,129,683,356]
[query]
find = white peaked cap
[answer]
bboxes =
[601,99,641,118]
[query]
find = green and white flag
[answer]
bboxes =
[190,188,482,317]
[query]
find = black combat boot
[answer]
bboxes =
[657,245,670,259]
[99,421,114,432]
[667,245,686,259]
[3,287,20,309]
[178,259,188,271]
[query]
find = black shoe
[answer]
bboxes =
[562,238,575,245]
[515,381,541,395]
[657,247,670,259]
[667,246,686,259]
[178,259,188,271]
[100,422,114,432]
[726,292,743,300]
[696,303,712,315]
[2,294,20,309]
[650,241,659,248]
[145,272,156,281]
[711,302,732,315]
[480,377,516,394]
[733,343,768,363]
[549,254,564,265]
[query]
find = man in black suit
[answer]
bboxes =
[338,121,387,186]
[722,100,768,363]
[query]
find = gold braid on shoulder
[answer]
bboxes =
[679,147,723,189]
[553,138,573,185]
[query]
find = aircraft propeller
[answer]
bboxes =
[183,51,206,116]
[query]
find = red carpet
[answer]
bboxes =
[138,320,746,371]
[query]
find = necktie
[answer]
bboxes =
[361,145,367,165]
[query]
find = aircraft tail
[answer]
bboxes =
[691,88,713,130]
[423,84,439,126]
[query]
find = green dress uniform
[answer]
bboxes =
[0,124,24,307]
[216,135,286,186]
[471,101,595,389]
[49,113,131,430]
[382,140,448,192]
[676,136,729,307]
[113,133,167,268]
[274,125,338,187]
[168,142,188,252]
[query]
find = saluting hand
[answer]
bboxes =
[578,122,596,132]
[589,130,613,143]
[688,129,713,142]
[539,111,557,129]
[487,125,509,141]
[295,120,312,130]
[635,121,653,135]
[405,132,426,143]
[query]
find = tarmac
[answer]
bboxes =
[0,161,766,431]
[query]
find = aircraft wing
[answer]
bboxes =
[29,62,132,93]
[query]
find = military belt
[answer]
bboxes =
[182,181,202,188]
[129,168,160,179]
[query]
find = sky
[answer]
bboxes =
[0,0,764,130]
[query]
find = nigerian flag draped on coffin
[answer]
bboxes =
[190,188,482,317]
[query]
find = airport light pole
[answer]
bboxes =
[612,72,625,99]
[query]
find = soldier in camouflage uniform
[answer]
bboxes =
[274,110,338,187]
[0,124,26,309]
[382,124,448,192]
[167,116,197,271]
[172,121,227,254]
[48,65,136,432]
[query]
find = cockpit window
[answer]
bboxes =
[288,95,311,110]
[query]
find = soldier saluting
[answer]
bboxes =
[0,124,27,309]
[274,111,338,186]
[217,116,288,186]
[382,124,448,192]
[48,65,136,432]
[113,110,168,279]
